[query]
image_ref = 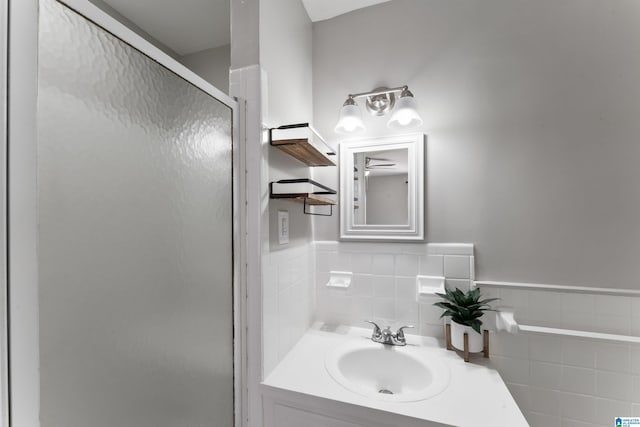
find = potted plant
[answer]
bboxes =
[434,287,498,353]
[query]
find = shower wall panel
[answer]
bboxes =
[37,0,234,425]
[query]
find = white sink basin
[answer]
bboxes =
[325,339,450,402]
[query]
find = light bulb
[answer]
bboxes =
[396,112,412,126]
[334,97,365,134]
[387,88,423,130]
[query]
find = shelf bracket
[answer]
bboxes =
[303,198,333,216]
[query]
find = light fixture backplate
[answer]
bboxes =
[365,87,395,116]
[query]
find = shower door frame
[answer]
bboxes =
[2,0,247,426]
[0,0,8,426]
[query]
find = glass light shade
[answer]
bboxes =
[387,95,423,129]
[334,103,365,134]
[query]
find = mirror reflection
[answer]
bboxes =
[353,148,409,225]
[339,133,424,241]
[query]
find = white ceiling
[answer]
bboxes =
[99,0,388,56]
[301,0,391,22]
[101,0,230,56]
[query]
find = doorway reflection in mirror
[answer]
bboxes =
[353,148,409,226]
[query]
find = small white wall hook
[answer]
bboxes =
[495,309,520,334]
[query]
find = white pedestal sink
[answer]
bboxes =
[325,339,451,402]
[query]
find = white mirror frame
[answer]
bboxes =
[339,133,425,241]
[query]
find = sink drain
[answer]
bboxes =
[378,389,394,395]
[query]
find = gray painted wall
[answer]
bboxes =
[231,0,259,68]
[89,0,231,95]
[260,0,314,250]
[88,0,180,59]
[366,174,409,225]
[180,45,230,94]
[312,0,640,289]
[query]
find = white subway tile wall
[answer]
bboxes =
[263,244,315,376]
[418,254,443,276]
[482,286,640,427]
[314,241,474,338]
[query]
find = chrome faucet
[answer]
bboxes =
[365,321,414,346]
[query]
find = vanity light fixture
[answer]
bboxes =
[334,85,423,134]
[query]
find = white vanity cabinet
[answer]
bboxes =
[262,388,448,427]
[266,403,365,427]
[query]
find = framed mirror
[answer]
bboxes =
[339,133,425,241]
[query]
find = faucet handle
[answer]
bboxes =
[365,320,382,337]
[396,325,415,339]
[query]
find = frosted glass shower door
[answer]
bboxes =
[36,0,235,426]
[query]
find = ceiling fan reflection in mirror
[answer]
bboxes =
[365,156,397,169]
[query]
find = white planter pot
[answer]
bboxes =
[450,320,483,353]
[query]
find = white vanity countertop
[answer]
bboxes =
[262,323,529,427]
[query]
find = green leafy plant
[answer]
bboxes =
[434,288,499,334]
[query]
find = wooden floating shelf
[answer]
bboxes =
[271,139,335,167]
[272,193,336,206]
[270,123,336,167]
